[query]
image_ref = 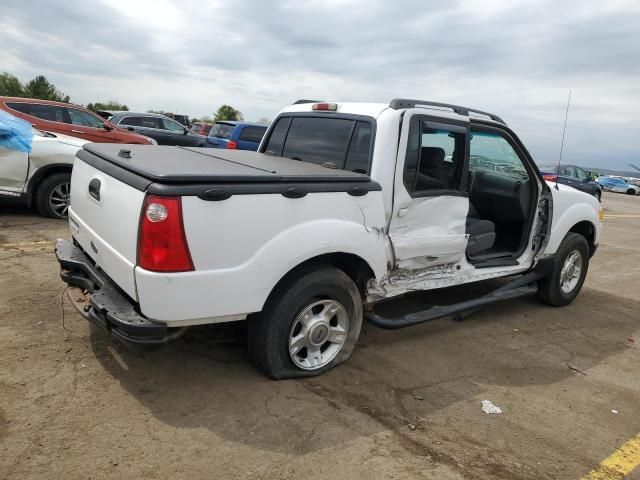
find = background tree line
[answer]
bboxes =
[1,72,264,125]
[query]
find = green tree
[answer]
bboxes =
[23,75,70,102]
[0,72,24,97]
[214,105,243,121]
[87,101,129,112]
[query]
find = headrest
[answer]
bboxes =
[420,147,445,170]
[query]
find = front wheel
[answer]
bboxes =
[594,190,601,201]
[247,266,363,379]
[537,233,590,306]
[626,189,637,195]
[35,172,71,219]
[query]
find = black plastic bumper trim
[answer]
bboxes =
[55,239,171,344]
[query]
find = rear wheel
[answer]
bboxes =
[537,233,589,306]
[626,189,636,195]
[35,172,71,219]
[247,266,362,379]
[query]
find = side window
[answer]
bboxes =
[469,130,529,180]
[6,102,32,115]
[344,121,372,173]
[162,118,185,132]
[119,116,142,127]
[264,117,291,156]
[575,166,588,181]
[403,119,466,195]
[560,165,576,178]
[10,103,66,123]
[139,117,163,129]
[238,126,267,143]
[67,108,105,128]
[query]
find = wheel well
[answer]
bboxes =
[569,221,596,257]
[27,164,72,205]
[272,253,375,300]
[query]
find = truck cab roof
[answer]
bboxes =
[281,99,507,125]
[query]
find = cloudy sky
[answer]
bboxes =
[2,0,639,169]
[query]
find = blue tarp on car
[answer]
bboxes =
[0,109,33,153]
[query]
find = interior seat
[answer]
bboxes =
[419,147,452,189]
[466,204,496,256]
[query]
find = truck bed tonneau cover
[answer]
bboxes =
[81,144,372,184]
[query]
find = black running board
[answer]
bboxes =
[365,262,552,330]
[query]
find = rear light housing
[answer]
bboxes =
[543,174,557,181]
[226,140,237,149]
[312,103,338,111]
[138,195,194,272]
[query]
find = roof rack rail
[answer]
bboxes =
[389,99,505,124]
[293,99,323,105]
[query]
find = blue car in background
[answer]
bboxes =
[596,176,640,195]
[205,121,268,151]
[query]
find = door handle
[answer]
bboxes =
[71,129,84,134]
[398,207,408,217]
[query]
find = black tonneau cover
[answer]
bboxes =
[82,144,371,184]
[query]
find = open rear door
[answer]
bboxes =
[388,111,470,272]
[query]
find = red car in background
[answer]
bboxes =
[190,122,213,136]
[0,97,155,144]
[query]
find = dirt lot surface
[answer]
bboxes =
[1,193,639,480]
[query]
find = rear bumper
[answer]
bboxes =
[55,239,179,345]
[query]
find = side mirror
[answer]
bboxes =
[103,123,114,131]
[127,127,134,132]
[183,128,189,135]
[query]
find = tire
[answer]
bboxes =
[594,190,601,201]
[247,265,363,379]
[35,172,71,219]
[626,189,636,195]
[537,233,590,306]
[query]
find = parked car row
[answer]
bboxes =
[0,96,154,145]
[0,96,270,152]
[108,111,205,147]
[541,164,602,200]
[596,176,640,195]
[0,109,85,218]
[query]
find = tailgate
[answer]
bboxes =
[68,158,145,300]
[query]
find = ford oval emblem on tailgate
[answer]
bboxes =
[88,178,101,201]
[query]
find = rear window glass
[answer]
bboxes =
[209,123,234,139]
[264,116,372,172]
[239,126,267,143]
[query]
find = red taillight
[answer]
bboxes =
[312,102,338,111]
[226,140,237,149]
[543,174,557,181]
[138,195,194,272]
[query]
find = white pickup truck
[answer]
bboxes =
[55,99,602,379]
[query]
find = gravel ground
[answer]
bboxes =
[1,192,639,480]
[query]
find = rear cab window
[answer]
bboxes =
[262,115,373,173]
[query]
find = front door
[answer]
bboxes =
[388,112,470,272]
